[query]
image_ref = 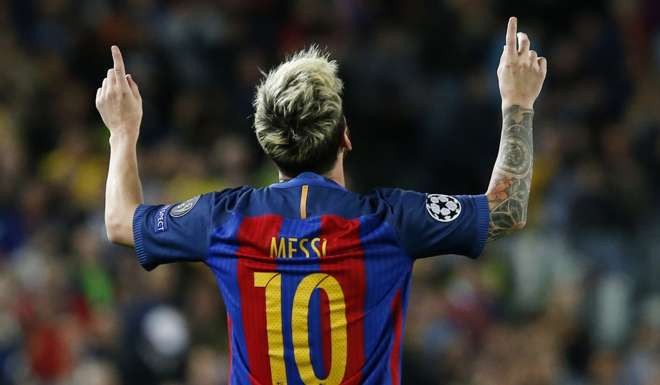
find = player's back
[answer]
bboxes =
[208,172,413,385]
[133,172,490,385]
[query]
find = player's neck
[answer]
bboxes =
[322,163,346,187]
[278,161,346,188]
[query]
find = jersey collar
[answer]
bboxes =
[271,172,347,191]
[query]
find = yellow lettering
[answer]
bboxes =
[271,237,327,259]
[270,237,286,258]
[311,238,320,257]
[270,237,277,258]
[288,238,298,258]
[299,238,310,258]
[254,272,287,384]
[254,271,348,385]
[293,273,347,385]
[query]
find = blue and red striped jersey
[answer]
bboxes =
[133,172,490,385]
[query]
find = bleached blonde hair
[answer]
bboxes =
[253,46,345,176]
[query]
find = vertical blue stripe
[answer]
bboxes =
[307,281,325,379]
[205,213,251,385]
[204,208,416,384]
[276,216,322,384]
[360,216,413,385]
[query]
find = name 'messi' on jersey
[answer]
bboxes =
[132,173,492,385]
[269,236,328,258]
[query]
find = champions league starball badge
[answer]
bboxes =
[425,194,461,222]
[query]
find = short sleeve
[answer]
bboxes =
[133,193,213,271]
[379,189,490,259]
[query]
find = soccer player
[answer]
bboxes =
[96,17,546,385]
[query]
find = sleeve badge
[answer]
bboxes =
[425,194,461,222]
[169,195,200,218]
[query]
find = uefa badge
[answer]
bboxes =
[425,194,461,222]
[170,195,200,218]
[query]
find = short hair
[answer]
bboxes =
[253,46,345,177]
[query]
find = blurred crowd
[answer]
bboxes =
[0,0,659,384]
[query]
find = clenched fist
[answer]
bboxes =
[497,17,547,110]
[96,46,142,141]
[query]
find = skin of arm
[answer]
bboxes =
[486,17,547,241]
[96,46,144,246]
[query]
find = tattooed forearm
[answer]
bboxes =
[486,105,534,241]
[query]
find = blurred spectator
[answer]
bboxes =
[0,0,659,384]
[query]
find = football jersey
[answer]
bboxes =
[133,172,490,385]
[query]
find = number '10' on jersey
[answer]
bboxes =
[133,172,490,385]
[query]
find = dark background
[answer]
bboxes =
[0,0,659,384]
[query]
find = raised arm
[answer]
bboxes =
[96,46,144,246]
[486,17,547,241]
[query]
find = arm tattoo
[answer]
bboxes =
[487,105,534,241]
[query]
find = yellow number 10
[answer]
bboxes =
[254,272,348,385]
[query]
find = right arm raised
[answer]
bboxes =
[486,17,547,241]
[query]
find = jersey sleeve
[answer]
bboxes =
[132,193,214,271]
[378,189,490,259]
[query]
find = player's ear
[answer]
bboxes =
[341,122,352,152]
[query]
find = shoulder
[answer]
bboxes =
[209,185,253,203]
[179,186,253,224]
[368,187,419,200]
[365,188,465,220]
[362,187,426,211]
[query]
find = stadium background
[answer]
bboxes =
[0,0,659,384]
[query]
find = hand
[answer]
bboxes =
[497,17,547,110]
[96,46,142,141]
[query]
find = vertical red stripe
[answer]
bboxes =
[237,215,283,385]
[390,290,403,385]
[320,215,365,384]
[320,290,331,377]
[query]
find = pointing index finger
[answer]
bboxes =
[505,17,517,55]
[111,45,126,76]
